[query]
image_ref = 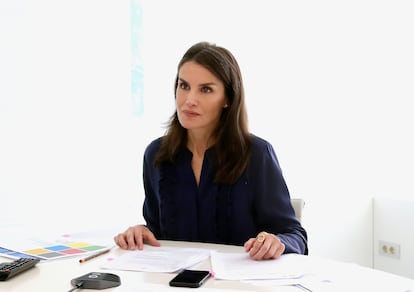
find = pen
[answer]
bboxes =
[295,284,313,292]
[79,247,112,263]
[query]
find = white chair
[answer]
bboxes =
[291,198,305,223]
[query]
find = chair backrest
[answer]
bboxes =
[291,198,305,222]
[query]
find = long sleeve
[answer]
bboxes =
[142,138,162,237]
[247,139,307,254]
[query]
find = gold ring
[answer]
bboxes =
[256,232,267,243]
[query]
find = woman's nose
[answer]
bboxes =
[185,91,198,106]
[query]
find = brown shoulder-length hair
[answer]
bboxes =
[154,41,251,184]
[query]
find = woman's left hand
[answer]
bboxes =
[244,231,285,260]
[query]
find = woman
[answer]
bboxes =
[114,42,308,260]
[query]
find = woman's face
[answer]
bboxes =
[176,61,227,135]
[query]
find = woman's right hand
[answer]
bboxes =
[113,224,160,250]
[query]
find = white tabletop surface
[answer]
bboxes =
[1,239,414,292]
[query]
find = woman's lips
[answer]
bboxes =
[182,110,200,118]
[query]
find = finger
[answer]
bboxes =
[263,237,285,259]
[125,229,138,250]
[134,229,144,250]
[250,241,269,260]
[262,242,278,260]
[145,232,161,247]
[135,226,160,250]
[114,234,128,250]
[269,235,285,259]
[248,231,268,258]
[249,238,267,259]
[244,238,255,252]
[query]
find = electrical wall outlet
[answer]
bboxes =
[379,240,400,259]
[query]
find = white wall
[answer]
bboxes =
[0,0,145,232]
[374,198,414,279]
[1,0,413,269]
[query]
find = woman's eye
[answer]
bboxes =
[201,86,212,93]
[179,82,189,90]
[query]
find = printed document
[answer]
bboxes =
[211,251,308,280]
[101,246,210,273]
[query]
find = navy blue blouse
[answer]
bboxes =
[142,135,308,255]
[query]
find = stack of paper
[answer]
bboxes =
[101,246,211,273]
[210,252,307,280]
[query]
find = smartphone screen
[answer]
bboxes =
[169,269,211,288]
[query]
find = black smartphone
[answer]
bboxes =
[169,269,211,288]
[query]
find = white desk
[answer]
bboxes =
[1,240,414,292]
